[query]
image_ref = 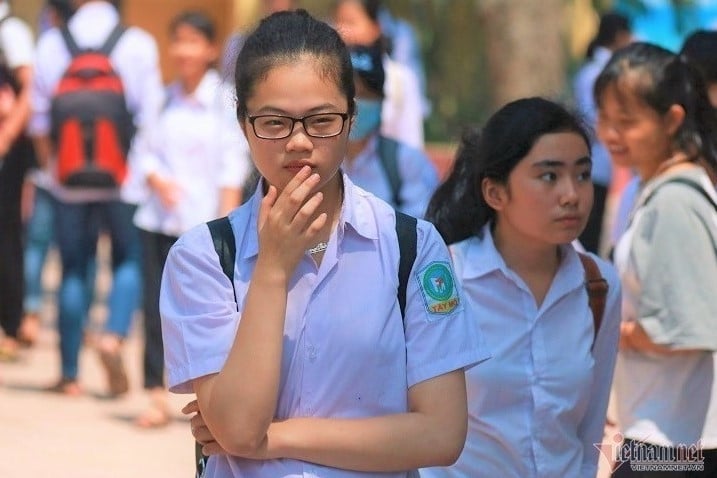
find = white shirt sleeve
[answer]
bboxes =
[0,16,34,68]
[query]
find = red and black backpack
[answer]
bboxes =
[50,24,135,188]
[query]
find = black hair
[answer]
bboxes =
[334,0,381,23]
[680,30,717,84]
[586,12,631,60]
[169,10,216,43]
[234,9,355,121]
[594,42,717,175]
[47,0,75,23]
[426,97,591,245]
[0,62,19,94]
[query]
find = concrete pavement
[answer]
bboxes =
[0,247,195,478]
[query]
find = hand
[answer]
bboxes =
[182,399,228,456]
[620,321,671,354]
[147,174,181,209]
[256,166,326,278]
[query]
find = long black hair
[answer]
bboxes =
[426,97,591,245]
[234,9,355,121]
[594,42,717,175]
[585,12,631,60]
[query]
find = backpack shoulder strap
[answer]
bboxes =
[645,177,717,211]
[578,253,609,351]
[378,135,403,208]
[395,211,417,327]
[59,25,81,58]
[99,23,126,56]
[207,216,238,310]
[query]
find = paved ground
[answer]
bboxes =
[0,247,195,478]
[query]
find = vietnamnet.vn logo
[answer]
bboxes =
[595,432,705,472]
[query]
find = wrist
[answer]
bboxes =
[253,257,291,287]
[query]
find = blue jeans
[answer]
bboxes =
[24,187,97,318]
[53,199,141,380]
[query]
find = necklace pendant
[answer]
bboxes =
[307,241,328,255]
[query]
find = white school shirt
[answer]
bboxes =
[381,56,424,149]
[160,174,490,478]
[342,134,438,218]
[131,70,251,236]
[29,1,164,203]
[421,224,622,478]
[0,3,34,69]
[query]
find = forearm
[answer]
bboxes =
[197,261,289,454]
[0,67,32,146]
[270,412,463,471]
[31,135,52,169]
[265,371,468,471]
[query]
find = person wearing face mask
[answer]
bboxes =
[344,44,438,218]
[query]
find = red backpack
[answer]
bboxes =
[50,24,135,188]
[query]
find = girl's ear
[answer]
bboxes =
[481,177,507,211]
[663,104,686,137]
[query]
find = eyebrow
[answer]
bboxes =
[532,156,592,168]
[251,103,344,116]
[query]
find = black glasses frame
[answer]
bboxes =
[247,113,350,139]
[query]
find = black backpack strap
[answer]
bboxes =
[99,23,126,56]
[578,253,608,351]
[395,211,418,328]
[59,25,81,57]
[207,216,238,309]
[378,135,403,208]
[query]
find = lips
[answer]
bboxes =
[556,215,582,225]
[284,161,314,172]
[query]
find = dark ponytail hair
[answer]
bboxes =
[594,42,717,176]
[235,9,355,121]
[426,97,591,245]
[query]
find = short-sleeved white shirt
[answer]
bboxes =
[0,3,34,69]
[160,174,490,478]
[421,225,622,478]
[131,70,251,236]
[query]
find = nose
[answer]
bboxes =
[596,120,619,144]
[560,177,580,208]
[285,123,314,153]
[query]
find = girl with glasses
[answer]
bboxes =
[160,10,488,478]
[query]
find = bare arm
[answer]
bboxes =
[192,167,327,456]
[191,369,468,471]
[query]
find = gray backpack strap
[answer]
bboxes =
[378,135,402,208]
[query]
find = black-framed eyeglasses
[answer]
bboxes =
[247,113,350,139]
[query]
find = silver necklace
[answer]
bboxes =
[306,241,328,255]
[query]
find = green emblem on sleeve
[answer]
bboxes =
[416,261,460,315]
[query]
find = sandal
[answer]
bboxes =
[18,314,40,347]
[0,338,20,362]
[98,348,129,397]
[45,378,83,397]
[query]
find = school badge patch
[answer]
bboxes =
[416,261,460,316]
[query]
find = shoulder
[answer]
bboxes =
[113,25,159,60]
[0,15,33,39]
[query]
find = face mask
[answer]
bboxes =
[349,98,382,141]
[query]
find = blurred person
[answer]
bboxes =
[333,0,425,149]
[220,0,298,85]
[595,42,717,477]
[573,11,632,254]
[29,0,164,396]
[19,0,79,349]
[130,10,250,428]
[420,97,622,478]
[0,64,36,362]
[344,43,437,217]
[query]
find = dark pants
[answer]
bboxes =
[580,183,608,254]
[0,218,23,338]
[140,229,178,389]
[612,439,717,477]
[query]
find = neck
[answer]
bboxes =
[346,137,370,162]
[492,222,561,279]
[180,72,205,96]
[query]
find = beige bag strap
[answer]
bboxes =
[578,253,609,350]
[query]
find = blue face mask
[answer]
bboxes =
[349,98,382,141]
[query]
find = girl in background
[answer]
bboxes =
[595,42,717,477]
[421,97,622,478]
[130,10,250,428]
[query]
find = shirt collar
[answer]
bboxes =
[240,172,377,260]
[168,70,221,109]
[71,1,119,28]
[459,223,585,291]
[592,46,613,64]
